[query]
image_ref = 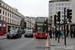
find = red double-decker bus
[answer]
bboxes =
[34,17,48,38]
[0,20,7,35]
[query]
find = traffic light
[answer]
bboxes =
[57,11,61,22]
[54,15,56,25]
[67,9,72,19]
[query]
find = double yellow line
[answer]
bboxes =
[45,38,49,50]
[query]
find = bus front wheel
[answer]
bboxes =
[2,32,4,35]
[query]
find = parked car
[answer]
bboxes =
[24,29,33,37]
[7,29,22,39]
[20,29,25,34]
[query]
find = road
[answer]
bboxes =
[0,35,50,50]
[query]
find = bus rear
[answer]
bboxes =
[0,20,7,35]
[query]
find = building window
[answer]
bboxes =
[5,18,7,21]
[3,5,4,7]
[8,18,9,23]
[62,11,64,14]
[59,7,61,10]
[50,12,52,14]
[59,3,61,6]
[10,19,11,23]
[3,17,4,20]
[0,3,1,6]
[5,12,7,15]
[65,11,67,14]
[62,3,64,6]
[0,9,1,13]
[65,15,67,17]
[50,8,52,11]
[68,7,70,9]
[10,14,11,17]
[50,4,52,7]
[56,11,58,14]
[56,3,58,6]
[65,3,67,6]
[3,11,4,15]
[68,3,70,6]
[56,7,58,10]
[62,7,64,10]
[12,15,13,18]
[62,15,64,17]
[0,16,1,19]
[8,13,9,16]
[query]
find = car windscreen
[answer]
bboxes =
[10,29,17,34]
[26,29,32,33]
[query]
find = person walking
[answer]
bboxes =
[49,29,52,38]
[67,29,69,37]
[70,29,73,38]
[73,29,75,37]
[52,29,55,38]
[61,29,64,39]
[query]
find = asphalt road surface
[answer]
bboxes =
[0,35,50,50]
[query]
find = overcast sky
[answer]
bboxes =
[3,0,50,17]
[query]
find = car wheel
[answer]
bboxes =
[20,35,22,38]
[7,36,10,39]
[36,37,38,39]
[24,35,27,37]
[32,35,33,37]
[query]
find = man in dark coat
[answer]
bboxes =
[70,29,73,38]
[67,29,69,37]
[73,29,75,37]
[49,29,52,38]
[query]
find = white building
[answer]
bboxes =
[24,16,30,28]
[49,1,72,23]
[30,17,35,28]
[0,0,21,32]
[24,16,35,29]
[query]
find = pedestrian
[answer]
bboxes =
[55,30,58,38]
[67,29,69,37]
[73,29,75,37]
[49,29,52,38]
[61,29,64,39]
[70,29,73,38]
[52,29,55,38]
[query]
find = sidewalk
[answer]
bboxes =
[0,34,7,40]
[49,36,75,50]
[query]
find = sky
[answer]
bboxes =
[3,0,50,17]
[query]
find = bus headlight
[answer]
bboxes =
[35,33,37,35]
[45,34,48,35]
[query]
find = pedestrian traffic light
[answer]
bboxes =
[67,9,72,19]
[57,11,61,22]
[54,15,56,25]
